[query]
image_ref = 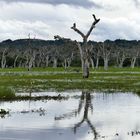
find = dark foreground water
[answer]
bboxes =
[0,91,140,140]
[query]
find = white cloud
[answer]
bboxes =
[0,0,140,41]
[0,20,50,40]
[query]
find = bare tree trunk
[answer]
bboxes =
[67,58,72,68]
[119,58,125,68]
[116,55,119,67]
[71,14,100,78]
[131,57,137,69]
[45,56,49,67]
[78,43,90,78]
[82,58,89,78]
[90,57,94,69]
[14,55,19,68]
[53,57,57,68]
[32,60,35,68]
[28,58,33,71]
[64,59,67,69]
[100,42,111,71]
[95,57,99,69]
[1,49,7,69]
[18,60,22,68]
[28,51,36,71]
[104,58,108,70]
[36,60,41,67]
[130,51,139,69]
[1,58,6,69]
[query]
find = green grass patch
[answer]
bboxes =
[0,87,16,99]
[0,67,140,92]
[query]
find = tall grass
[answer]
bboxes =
[0,87,15,99]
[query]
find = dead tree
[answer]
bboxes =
[91,43,101,69]
[116,48,129,68]
[54,35,76,69]
[100,42,112,70]
[71,14,100,78]
[13,49,20,68]
[95,45,101,69]
[25,34,37,71]
[50,45,59,68]
[1,48,7,69]
[129,46,140,68]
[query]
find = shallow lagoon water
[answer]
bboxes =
[0,91,140,140]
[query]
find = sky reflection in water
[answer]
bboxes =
[0,91,140,140]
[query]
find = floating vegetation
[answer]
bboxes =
[0,109,9,118]
[20,108,46,116]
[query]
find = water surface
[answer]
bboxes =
[0,91,140,140]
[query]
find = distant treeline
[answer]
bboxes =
[0,38,140,70]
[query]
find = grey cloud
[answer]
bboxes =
[2,0,101,8]
[133,0,140,7]
[92,18,140,41]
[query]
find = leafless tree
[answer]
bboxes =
[71,14,100,78]
[0,48,8,69]
[54,35,77,69]
[25,34,37,71]
[12,48,21,68]
[60,46,75,69]
[91,43,101,69]
[49,45,60,68]
[100,42,112,70]
[129,46,140,68]
[115,47,129,68]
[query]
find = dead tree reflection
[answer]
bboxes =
[55,91,98,139]
[74,91,98,140]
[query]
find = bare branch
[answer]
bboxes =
[92,14,100,24]
[71,23,85,38]
[86,14,100,38]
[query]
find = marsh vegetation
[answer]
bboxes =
[0,67,140,96]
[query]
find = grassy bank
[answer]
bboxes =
[0,87,16,99]
[0,67,140,93]
[0,86,67,101]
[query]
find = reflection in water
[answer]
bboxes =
[55,91,98,139]
[74,91,98,139]
[0,91,140,140]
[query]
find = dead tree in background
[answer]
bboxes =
[26,34,36,71]
[54,35,76,69]
[94,44,101,69]
[13,48,20,68]
[116,48,129,68]
[1,48,7,69]
[100,42,112,70]
[71,14,100,78]
[129,46,140,68]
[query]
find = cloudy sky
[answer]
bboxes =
[0,0,140,41]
